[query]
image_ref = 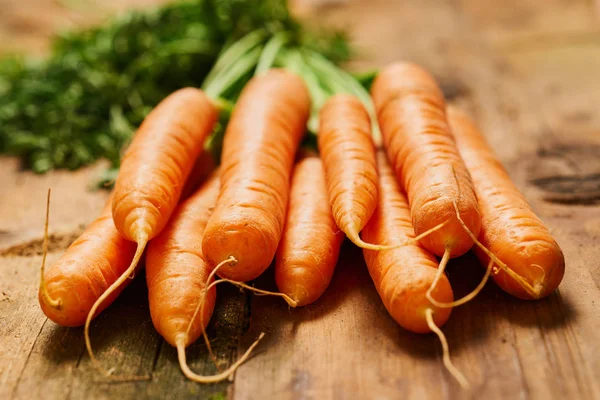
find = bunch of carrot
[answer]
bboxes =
[38,58,564,388]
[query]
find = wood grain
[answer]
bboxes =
[1,0,599,399]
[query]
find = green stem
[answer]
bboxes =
[212,97,234,115]
[255,31,290,75]
[202,29,266,91]
[353,69,378,90]
[304,50,382,145]
[204,46,263,100]
[279,49,329,134]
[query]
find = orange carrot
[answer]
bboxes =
[318,94,381,249]
[362,152,453,333]
[448,107,565,299]
[39,191,137,327]
[146,173,220,350]
[371,62,482,260]
[371,62,486,309]
[112,88,217,245]
[363,152,468,387]
[86,87,218,378]
[148,170,296,383]
[202,69,310,282]
[275,153,344,306]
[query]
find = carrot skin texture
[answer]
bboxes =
[203,69,311,282]
[318,94,379,245]
[362,152,453,333]
[371,62,481,257]
[39,198,137,327]
[112,88,218,242]
[146,173,220,347]
[275,155,344,306]
[448,108,565,299]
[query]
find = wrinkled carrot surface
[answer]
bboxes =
[39,194,137,327]
[448,107,565,299]
[86,88,218,380]
[372,62,481,258]
[275,153,344,306]
[113,88,218,244]
[318,94,380,249]
[203,69,310,282]
[146,173,220,348]
[362,152,453,333]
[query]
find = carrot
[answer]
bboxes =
[85,87,218,378]
[362,152,453,332]
[317,94,381,249]
[275,153,345,306]
[371,62,485,308]
[112,88,218,245]
[448,107,565,299]
[145,172,262,382]
[146,173,220,350]
[202,69,310,282]
[149,169,300,382]
[362,152,468,387]
[371,62,482,259]
[39,190,137,327]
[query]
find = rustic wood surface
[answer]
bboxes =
[1,0,599,399]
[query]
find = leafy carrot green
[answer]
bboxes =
[0,0,349,174]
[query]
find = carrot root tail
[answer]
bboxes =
[182,255,297,377]
[430,258,494,309]
[176,332,265,384]
[187,256,238,369]
[84,238,150,382]
[39,188,62,309]
[425,309,469,389]
[210,279,298,307]
[451,200,543,298]
[426,248,451,308]
[350,221,447,251]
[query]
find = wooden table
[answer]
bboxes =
[1,0,599,399]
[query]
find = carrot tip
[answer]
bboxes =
[425,309,470,389]
[226,255,238,267]
[350,221,448,252]
[84,238,148,381]
[425,248,451,308]
[185,254,241,371]
[451,200,542,298]
[39,188,62,310]
[210,278,298,307]
[429,259,494,309]
[176,331,265,383]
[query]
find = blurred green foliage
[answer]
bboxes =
[0,0,349,173]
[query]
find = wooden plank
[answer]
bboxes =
[1,253,248,400]
[147,285,248,400]
[0,159,248,399]
[0,255,53,399]
[456,0,600,48]
[233,0,600,398]
[0,158,109,252]
[0,0,166,55]
[2,0,600,399]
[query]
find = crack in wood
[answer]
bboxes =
[0,230,83,257]
[528,142,600,204]
[10,318,48,399]
[530,173,600,204]
[438,76,471,101]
